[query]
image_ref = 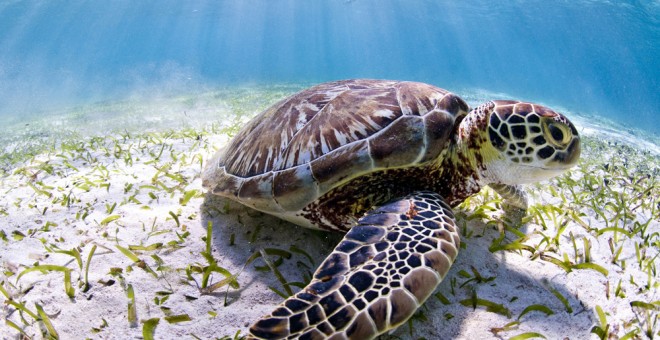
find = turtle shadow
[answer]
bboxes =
[385,210,597,339]
[199,193,342,331]
[200,194,596,339]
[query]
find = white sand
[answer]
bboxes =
[0,92,658,339]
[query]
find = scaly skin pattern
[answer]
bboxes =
[202,80,581,339]
[299,100,580,231]
[249,192,459,339]
[202,79,469,217]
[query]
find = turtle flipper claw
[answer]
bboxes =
[248,192,461,339]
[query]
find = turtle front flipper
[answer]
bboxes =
[489,183,528,211]
[488,183,528,227]
[249,192,460,339]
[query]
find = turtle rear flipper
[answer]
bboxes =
[249,192,460,339]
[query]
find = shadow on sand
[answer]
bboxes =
[199,193,595,339]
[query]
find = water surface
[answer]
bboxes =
[0,0,658,133]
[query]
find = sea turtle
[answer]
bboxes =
[202,79,580,339]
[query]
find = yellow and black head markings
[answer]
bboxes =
[487,101,580,168]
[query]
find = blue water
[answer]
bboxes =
[0,0,658,134]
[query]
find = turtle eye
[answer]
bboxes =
[549,124,564,141]
[543,120,571,147]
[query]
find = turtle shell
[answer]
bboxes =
[202,79,468,213]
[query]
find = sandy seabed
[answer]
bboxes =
[0,88,658,340]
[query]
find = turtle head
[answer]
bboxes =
[472,100,580,184]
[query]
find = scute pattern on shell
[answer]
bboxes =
[203,79,469,217]
[219,79,465,177]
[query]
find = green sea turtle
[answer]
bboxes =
[202,79,580,339]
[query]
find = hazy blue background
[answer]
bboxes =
[0,0,658,133]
